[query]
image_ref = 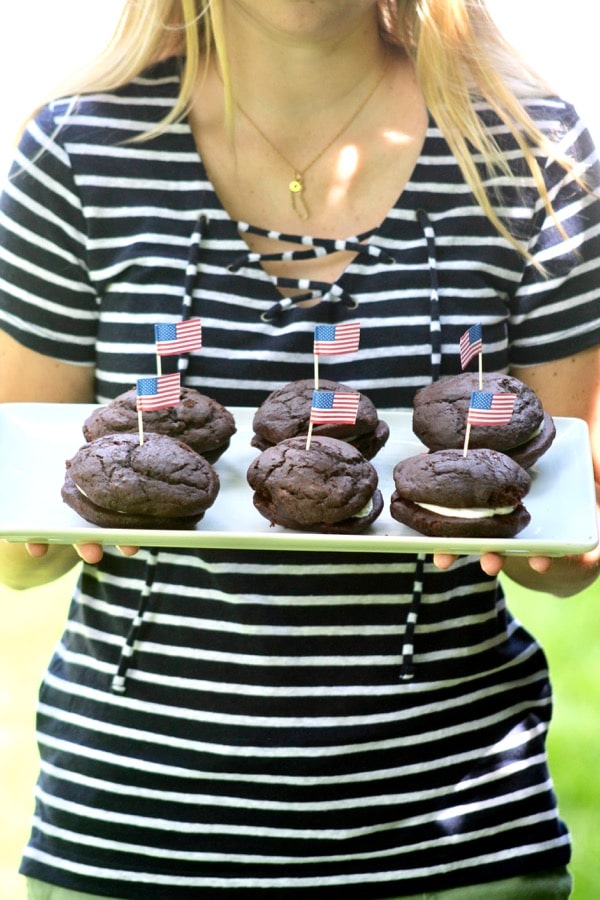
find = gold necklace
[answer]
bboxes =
[231,64,389,220]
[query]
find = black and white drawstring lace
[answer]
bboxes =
[398,209,441,681]
[230,221,397,323]
[417,208,442,383]
[110,216,209,695]
[111,551,158,694]
[178,213,210,377]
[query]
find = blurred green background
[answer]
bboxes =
[1,568,598,899]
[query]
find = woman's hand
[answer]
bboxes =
[433,547,600,597]
[433,551,551,577]
[26,542,140,564]
[1,540,140,591]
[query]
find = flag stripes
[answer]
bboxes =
[155,318,202,356]
[136,372,181,411]
[459,323,483,369]
[313,322,361,356]
[310,390,360,425]
[466,391,516,426]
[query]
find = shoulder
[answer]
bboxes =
[474,93,579,130]
[37,56,183,144]
[474,94,598,183]
[475,93,592,148]
[521,95,590,142]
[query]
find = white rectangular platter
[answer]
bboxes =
[0,403,596,556]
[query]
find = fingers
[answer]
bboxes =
[74,543,140,563]
[526,555,553,574]
[75,543,106,564]
[481,553,554,576]
[433,551,554,578]
[24,542,139,566]
[26,542,50,558]
[26,541,99,562]
[432,552,503,574]
[479,552,506,577]
[432,552,457,570]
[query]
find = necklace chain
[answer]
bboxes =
[232,63,389,220]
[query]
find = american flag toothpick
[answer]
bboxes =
[309,390,360,426]
[313,322,361,356]
[306,389,360,450]
[136,372,181,443]
[312,321,361,388]
[459,323,483,388]
[154,318,202,373]
[463,390,516,456]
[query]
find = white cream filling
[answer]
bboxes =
[353,498,374,519]
[512,421,542,446]
[75,482,128,514]
[416,502,515,519]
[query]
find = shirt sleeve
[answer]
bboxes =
[507,103,600,367]
[0,102,98,365]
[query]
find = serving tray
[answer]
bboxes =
[0,403,596,556]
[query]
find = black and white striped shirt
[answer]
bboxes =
[1,58,599,899]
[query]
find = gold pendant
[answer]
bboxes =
[289,173,309,220]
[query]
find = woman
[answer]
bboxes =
[0,1,599,898]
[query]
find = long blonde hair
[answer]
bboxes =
[38,0,575,254]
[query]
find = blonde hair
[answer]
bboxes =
[38,0,576,255]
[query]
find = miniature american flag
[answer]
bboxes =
[310,390,360,426]
[459,323,482,370]
[466,391,516,426]
[155,318,202,356]
[313,322,360,356]
[136,372,181,412]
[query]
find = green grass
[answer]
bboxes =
[503,576,600,899]
[0,569,78,900]
[1,571,598,899]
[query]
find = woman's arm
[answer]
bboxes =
[0,331,97,588]
[435,346,600,596]
[0,331,96,404]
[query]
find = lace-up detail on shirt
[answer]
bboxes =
[111,550,158,694]
[228,221,399,323]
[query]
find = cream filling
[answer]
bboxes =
[512,421,543,446]
[416,502,515,519]
[75,482,128,515]
[353,498,373,519]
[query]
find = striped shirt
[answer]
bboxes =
[1,58,599,899]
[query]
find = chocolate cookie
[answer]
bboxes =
[390,448,531,538]
[83,386,236,463]
[247,435,383,533]
[251,379,389,459]
[412,372,555,467]
[62,432,220,529]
